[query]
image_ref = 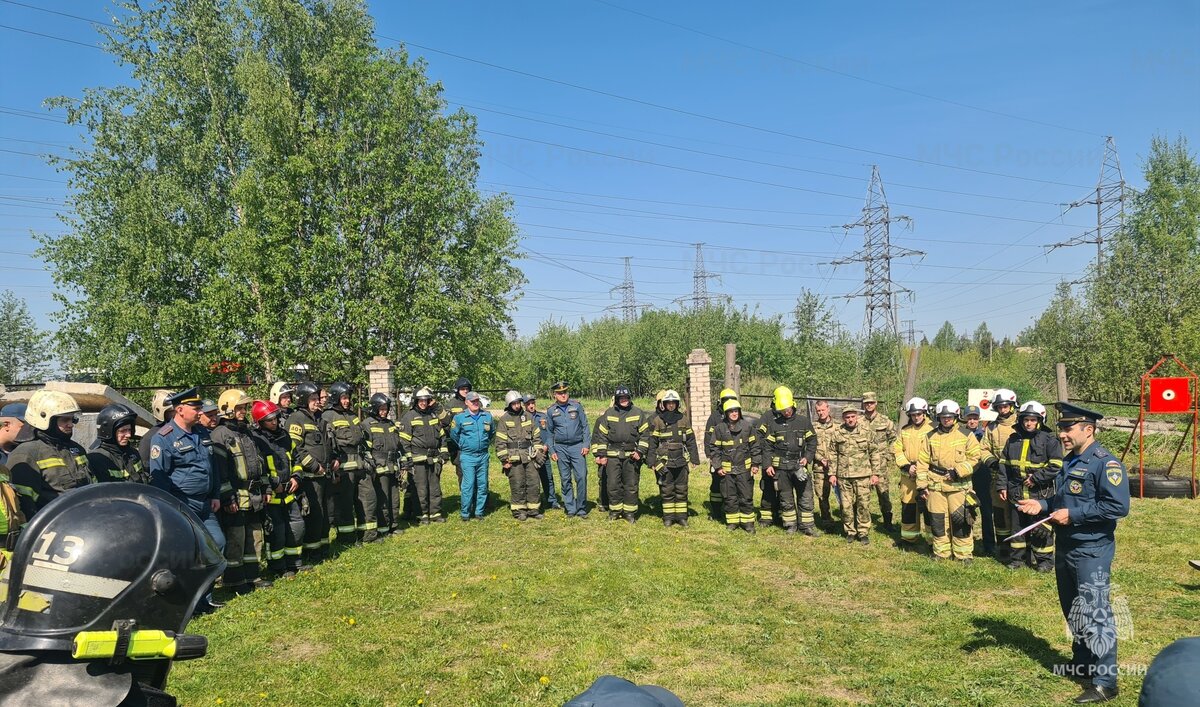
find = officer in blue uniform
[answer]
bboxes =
[1018,402,1129,704]
[544,381,591,518]
[148,388,224,558]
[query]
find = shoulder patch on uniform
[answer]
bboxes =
[1105,459,1121,468]
[150,445,161,460]
[1107,467,1123,486]
[157,424,174,436]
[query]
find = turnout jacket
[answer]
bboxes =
[495,408,543,465]
[592,405,650,460]
[397,405,447,467]
[362,413,403,474]
[322,405,366,473]
[88,441,150,484]
[997,424,1062,499]
[706,417,761,475]
[647,409,698,471]
[756,410,817,473]
[981,412,1018,467]
[916,424,980,491]
[286,408,331,477]
[9,430,92,518]
[893,419,934,473]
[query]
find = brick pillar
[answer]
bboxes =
[687,348,712,461]
[365,356,394,398]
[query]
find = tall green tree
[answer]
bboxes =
[973,322,995,360]
[0,291,52,383]
[38,0,521,387]
[932,321,958,350]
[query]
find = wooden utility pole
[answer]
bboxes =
[897,346,921,425]
[1056,363,1070,402]
[724,343,738,395]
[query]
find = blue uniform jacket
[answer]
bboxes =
[149,422,219,513]
[530,410,551,448]
[545,400,590,449]
[451,410,496,455]
[1040,441,1130,544]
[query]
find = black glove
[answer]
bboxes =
[947,468,961,482]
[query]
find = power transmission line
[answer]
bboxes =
[832,166,923,339]
[606,257,651,321]
[1046,136,1129,280]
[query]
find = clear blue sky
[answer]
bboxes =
[2,1,1197,343]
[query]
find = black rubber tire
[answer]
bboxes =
[1132,471,1196,499]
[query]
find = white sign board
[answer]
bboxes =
[967,388,999,422]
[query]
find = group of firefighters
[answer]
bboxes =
[0,377,1061,605]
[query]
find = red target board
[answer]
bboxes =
[1147,377,1192,413]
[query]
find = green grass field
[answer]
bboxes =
[172,457,1200,706]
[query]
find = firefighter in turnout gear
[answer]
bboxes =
[212,389,274,593]
[647,390,698,527]
[322,382,374,543]
[252,399,307,576]
[757,386,818,535]
[703,388,740,521]
[830,407,881,544]
[916,400,981,562]
[87,404,150,484]
[363,393,404,536]
[810,400,837,526]
[286,382,334,561]
[525,394,560,510]
[862,392,897,531]
[893,397,934,545]
[592,409,609,513]
[981,388,1019,554]
[9,390,91,520]
[999,401,1062,571]
[399,387,449,524]
[495,391,545,521]
[706,398,761,533]
[593,385,650,523]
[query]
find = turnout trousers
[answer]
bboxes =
[375,472,403,534]
[604,457,640,516]
[221,510,264,588]
[266,499,304,573]
[927,487,974,560]
[1008,496,1055,568]
[554,443,588,515]
[413,461,443,521]
[656,465,689,522]
[759,475,780,525]
[506,459,541,518]
[300,475,331,560]
[898,474,928,544]
[1056,538,1119,690]
[776,469,815,531]
[719,472,754,526]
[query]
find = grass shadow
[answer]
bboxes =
[962,616,1069,676]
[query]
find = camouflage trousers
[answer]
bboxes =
[838,476,873,539]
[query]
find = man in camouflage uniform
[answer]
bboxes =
[862,392,896,531]
[830,406,880,545]
[810,400,837,527]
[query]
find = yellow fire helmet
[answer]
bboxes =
[718,388,738,402]
[217,389,251,418]
[772,386,795,411]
